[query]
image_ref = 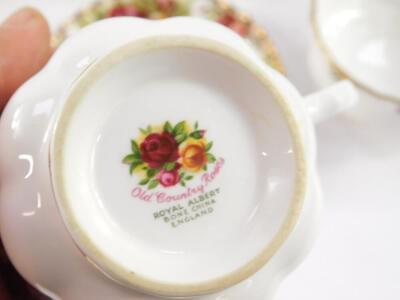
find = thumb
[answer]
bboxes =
[0,7,52,112]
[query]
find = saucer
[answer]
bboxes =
[52,0,285,74]
[311,0,400,102]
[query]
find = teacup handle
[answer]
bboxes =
[304,80,358,123]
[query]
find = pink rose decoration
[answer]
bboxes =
[156,164,181,187]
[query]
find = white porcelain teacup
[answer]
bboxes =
[0,17,357,299]
[310,0,400,103]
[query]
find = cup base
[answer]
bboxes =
[51,36,305,296]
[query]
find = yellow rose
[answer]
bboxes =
[181,141,207,172]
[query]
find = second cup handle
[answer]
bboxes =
[304,80,359,123]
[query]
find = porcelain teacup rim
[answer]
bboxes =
[310,0,400,103]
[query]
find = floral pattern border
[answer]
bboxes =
[52,0,285,74]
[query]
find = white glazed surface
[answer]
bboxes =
[2,2,398,300]
[0,17,323,300]
[313,0,400,101]
[56,47,298,285]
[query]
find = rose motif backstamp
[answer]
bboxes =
[123,120,217,189]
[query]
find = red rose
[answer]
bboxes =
[218,14,235,26]
[108,5,147,18]
[218,14,249,36]
[157,0,175,12]
[140,132,179,168]
[157,163,181,187]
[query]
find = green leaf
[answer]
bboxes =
[148,179,159,190]
[194,121,199,130]
[131,140,140,154]
[185,175,194,181]
[175,133,188,144]
[179,172,186,179]
[135,0,158,12]
[139,178,150,185]
[173,1,190,16]
[147,168,160,178]
[203,164,208,171]
[130,161,143,174]
[205,141,213,152]
[206,153,216,163]
[164,162,176,171]
[139,128,147,135]
[173,121,186,136]
[180,180,186,187]
[139,125,152,135]
[163,121,173,133]
[190,130,203,140]
[122,154,136,164]
[95,10,106,20]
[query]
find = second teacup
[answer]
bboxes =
[310,0,400,103]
